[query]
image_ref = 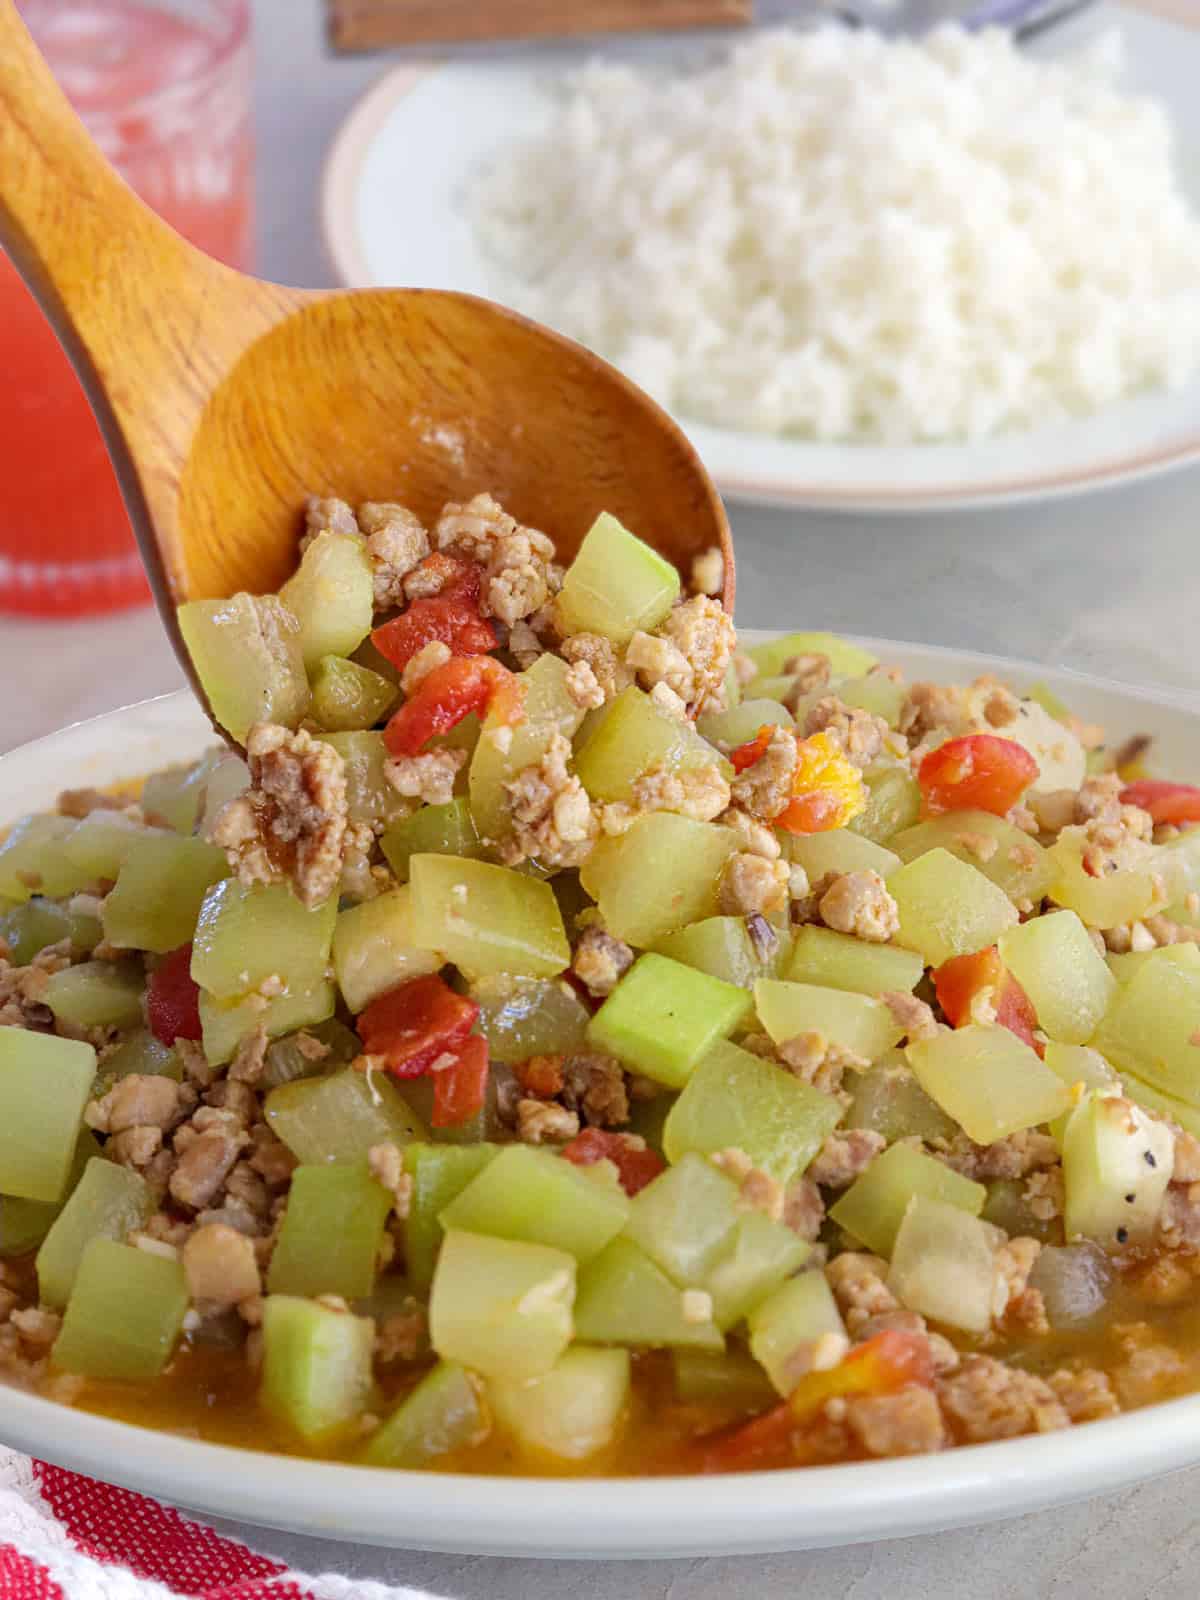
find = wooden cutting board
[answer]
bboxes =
[328,0,753,52]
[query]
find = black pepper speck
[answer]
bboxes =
[1116,1227,1129,1244]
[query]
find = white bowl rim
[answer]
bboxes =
[4,641,1200,1556]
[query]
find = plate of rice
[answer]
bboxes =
[322,0,1200,511]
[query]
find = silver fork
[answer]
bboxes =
[806,0,1101,40]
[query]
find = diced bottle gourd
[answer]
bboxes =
[697,699,793,751]
[624,1152,740,1289]
[1061,1091,1174,1249]
[259,1294,376,1441]
[672,1347,776,1412]
[890,810,1053,905]
[848,763,922,844]
[139,755,212,835]
[555,512,680,645]
[199,980,336,1066]
[268,1162,394,1300]
[331,888,441,1013]
[192,879,338,1000]
[53,1237,188,1379]
[748,1271,846,1396]
[907,1023,1070,1144]
[705,1210,809,1330]
[745,632,877,680]
[469,654,586,844]
[0,815,82,902]
[440,1145,629,1263]
[404,1143,500,1292]
[408,855,569,979]
[836,673,906,727]
[1120,1073,1200,1141]
[846,1056,958,1144]
[1090,957,1200,1107]
[655,915,791,989]
[102,833,227,954]
[196,753,252,836]
[261,1018,359,1091]
[361,1360,487,1468]
[92,1029,181,1094]
[278,530,374,671]
[887,847,1018,967]
[663,1039,843,1187]
[62,811,165,885]
[43,960,145,1030]
[587,954,751,1088]
[380,797,486,883]
[1047,825,1167,930]
[37,1158,154,1309]
[786,830,900,883]
[574,687,725,804]
[310,655,398,732]
[0,1133,98,1258]
[177,593,310,744]
[785,925,923,997]
[1107,944,1200,986]
[888,1197,999,1334]
[830,1143,986,1258]
[580,814,737,948]
[469,975,590,1064]
[754,979,902,1065]
[429,1229,576,1381]
[572,1237,722,1351]
[320,731,412,830]
[981,1178,1059,1243]
[488,1346,630,1462]
[265,1066,426,1165]
[998,909,1115,1045]
[0,1028,95,1202]
[0,898,100,965]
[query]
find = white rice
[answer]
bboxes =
[468,26,1200,444]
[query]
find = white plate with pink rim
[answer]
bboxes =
[1,636,1200,1555]
[321,0,1200,514]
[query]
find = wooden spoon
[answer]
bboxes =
[0,1,732,718]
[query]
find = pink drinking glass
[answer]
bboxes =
[1,0,253,617]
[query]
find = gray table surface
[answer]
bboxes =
[3,1,1200,1592]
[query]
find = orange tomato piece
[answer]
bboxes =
[384,655,524,757]
[356,973,479,1078]
[730,727,866,835]
[371,595,497,672]
[918,734,1039,818]
[1120,780,1200,827]
[431,1035,490,1127]
[561,1128,666,1197]
[933,946,1040,1052]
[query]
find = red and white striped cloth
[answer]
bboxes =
[0,1453,423,1600]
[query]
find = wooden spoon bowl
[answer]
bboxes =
[0,0,732,714]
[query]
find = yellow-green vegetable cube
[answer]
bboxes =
[102,834,227,954]
[404,1143,500,1291]
[574,687,725,803]
[0,1029,95,1201]
[1062,1091,1174,1248]
[1048,825,1167,930]
[785,926,923,996]
[697,699,793,750]
[430,1229,576,1381]
[754,979,902,1064]
[199,981,336,1066]
[408,855,569,979]
[1121,1074,1200,1140]
[848,764,922,844]
[746,632,877,680]
[439,1145,629,1263]
[888,1197,998,1334]
[999,910,1115,1045]
[37,1159,153,1309]
[888,847,1018,967]
[489,1346,630,1462]
[830,1143,985,1257]
[890,810,1053,905]
[193,879,338,1000]
[705,1210,810,1329]
[846,1057,958,1144]
[1091,957,1200,1107]
[331,888,441,1013]
[624,1152,740,1289]
[469,654,585,844]
[53,1238,188,1379]
[279,530,374,671]
[470,975,590,1064]
[0,815,79,902]
[787,830,900,882]
[588,954,752,1088]
[265,1067,426,1165]
[573,1237,722,1350]
[320,731,411,830]
[310,654,398,732]
[555,512,680,645]
[177,593,310,745]
[748,1271,846,1395]
[656,915,791,988]
[62,811,164,884]
[362,1360,487,1468]
[43,961,145,1030]
[260,1294,375,1440]
[580,814,737,948]
[908,1024,1070,1143]
[380,797,485,883]
[268,1162,394,1300]
[0,1133,98,1258]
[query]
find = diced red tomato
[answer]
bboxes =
[1120,780,1200,827]
[776,788,851,835]
[933,946,1041,1052]
[731,726,773,774]
[561,1128,666,1197]
[356,973,479,1078]
[700,1331,934,1473]
[431,1035,490,1127]
[405,551,483,605]
[146,943,202,1046]
[383,655,524,757]
[371,596,497,673]
[918,734,1039,817]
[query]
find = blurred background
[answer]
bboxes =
[1,0,1197,757]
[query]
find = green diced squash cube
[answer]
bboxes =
[663,1039,842,1186]
[320,731,411,830]
[746,632,877,680]
[705,1210,809,1329]
[0,815,80,902]
[888,1196,998,1334]
[748,1271,846,1395]
[52,1237,188,1379]
[440,1145,628,1263]
[754,979,902,1064]
[37,1159,153,1309]
[102,834,227,954]
[0,1029,95,1201]
[830,1143,986,1257]
[556,512,680,645]
[43,960,145,1030]
[624,1152,740,1288]
[0,1133,99,1258]
[907,1023,1071,1143]
[488,1346,630,1462]
[140,755,213,836]
[268,1162,393,1300]
[1090,957,1200,1107]
[588,954,751,1088]
[846,1056,959,1144]
[1061,1091,1174,1249]
[62,811,164,884]
[697,699,794,751]
[408,855,569,979]
[573,1237,722,1350]
[261,1017,359,1091]
[195,755,251,839]
[574,687,725,804]
[1044,1041,1120,1097]
[469,654,586,845]
[0,899,98,965]
[362,1360,487,1468]
[404,1143,501,1292]
[888,847,1018,967]
[260,1294,376,1440]
[331,888,441,1013]
[999,910,1116,1045]
[380,798,485,883]
[1121,1073,1200,1140]
[672,1347,776,1411]
[279,530,374,672]
[177,593,311,745]
[310,655,398,732]
[785,925,923,996]
[192,879,338,1000]
[265,1066,427,1165]
[430,1229,575,1381]
[655,915,791,988]
[1047,825,1168,930]
[837,673,906,728]
[580,814,737,948]
[787,830,900,882]
[470,975,590,1065]
[1108,944,1200,985]
[848,764,923,844]
[890,810,1053,905]
[199,981,336,1066]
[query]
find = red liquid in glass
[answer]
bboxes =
[0,0,252,616]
